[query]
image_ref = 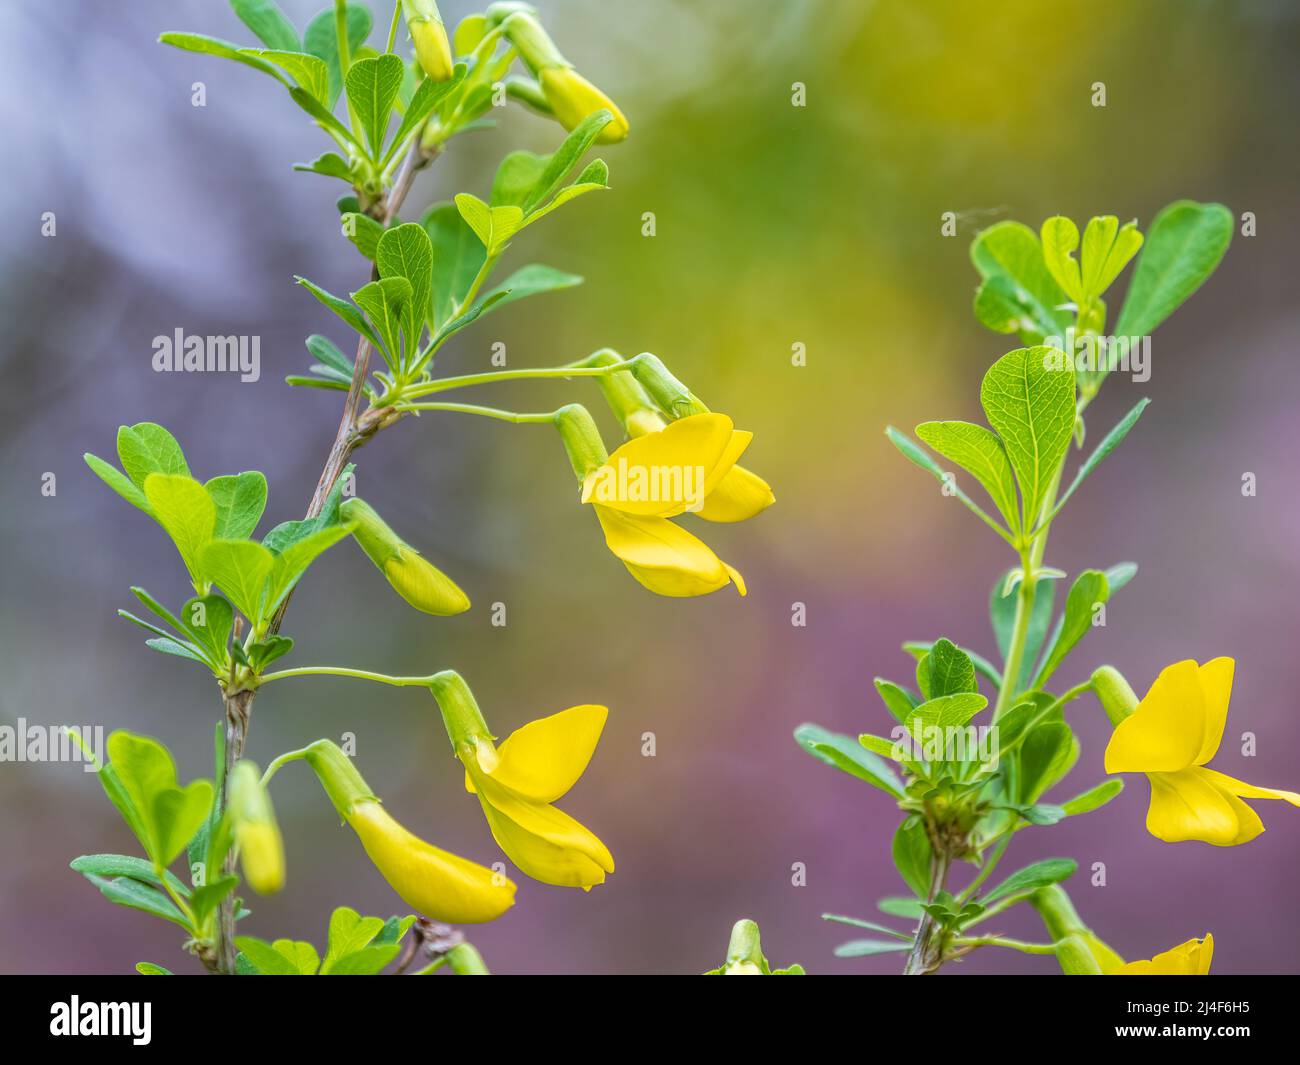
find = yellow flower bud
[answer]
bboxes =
[538,66,629,143]
[228,761,284,896]
[402,0,455,82]
[340,497,470,616]
[304,739,515,924]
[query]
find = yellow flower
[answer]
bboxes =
[1112,935,1214,975]
[228,761,284,895]
[304,740,515,923]
[579,412,771,597]
[1104,658,1300,845]
[462,706,615,889]
[347,802,516,923]
[431,672,613,889]
[537,66,629,143]
[341,498,470,616]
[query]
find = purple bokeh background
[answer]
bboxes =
[1,0,1298,974]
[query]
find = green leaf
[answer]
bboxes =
[1115,201,1233,339]
[351,277,413,371]
[979,347,1076,531]
[117,423,190,489]
[200,540,275,623]
[243,49,329,106]
[129,586,186,633]
[873,678,917,724]
[454,193,524,255]
[346,53,405,155]
[892,816,933,898]
[377,223,434,342]
[144,635,209,664]
[272,939,322,975]
[904,641,1001,692]
[478,263,583,315]
[295,152,354,180]
[143,474,216,587]
[306,334,356,377]
[521,111,613,215]
[304,3,373,107]
[261,464,353,553]
[821,914,912,940]
[1035,570,1110,686]
[877,896,924,919]
[70,854,191,899]
[179,594,234,666]
[157,32,289,84]
[970,222,1071,343]
[106,730,213,868]
[263,523,354,616]
[247,635,294,672]
[235,936,302,975]
[793,724,904,798]
[230,0,300,52]
[1018,802,1066,825]
[427,291,508,350]
[833,938,912,958]
[85,453,151,513]
[1061,777,1124,816]
[1105,561,1138,593]
[421,201,486,324]
[295,276,384,353]
[83,874,190,929]
[326,944,401,975]
[989,571,1059,696]
[205,472,268,540]
[1047,398,1150,524]
[1040,216,1083,303]
[905,692,987,732]
[885,427,1014,544]
[920,638,978,698]
[188,876,239,926]
[983,858,1077,903]
[384,67,465,165]
[321,906,386,974]
[914,421,1021,535]
[287,85,357,147]
[135,962,173,975]
[1081,216,1143,300]
[1017,722,1079,803]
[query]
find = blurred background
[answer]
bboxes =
[2,0,1298,975]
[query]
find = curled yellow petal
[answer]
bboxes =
[594,505,743,597]
[1193,657,1234,765]
[346,801,515,923]
[1104,660,1205,773]
[474,777,614,888]
[538,66,628,142]
[698,464,775,523]
[484,705,608,803]
[1145,768,1242,845]
[1113,934,1213,975]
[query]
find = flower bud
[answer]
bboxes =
[628,352,710,420]
[500,12,628,142]
[586,351,668,437]
[1054,934,1104,975]
[429,670,493,751]
[228,760,284,895]
[340,497,470,616]
[305,740,515,923]
[1091,665,1138,727]
[402,0,455,82]
[723,918,767,974]
[552,404,609,482]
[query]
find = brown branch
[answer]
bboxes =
[212,136,440,973]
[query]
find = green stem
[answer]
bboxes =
[957,835,1009,904]
[993,547,1036,720]
[386,1,401,53]
[397,361,636,401]
[396,402,557,423]
[259,665,441,687]
[259,746,312,788]
[954,936,1056,955]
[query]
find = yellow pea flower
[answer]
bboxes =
[305,740,515,923]
[579,412,767,596]
[431,672,614,889]
[1103,658,1300,845]
[402,0,455,82]
[1112,935,1214,975]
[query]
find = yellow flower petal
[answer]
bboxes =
[594,505,741,597]
[1104,660,1205,773]
[472,772,615,888]
[1114,934,1213,975]
[347,801,516,923]
[538,66,629,143]
[488,705,608,803]
[1193,657,1234,764]
[1145,769,1241,845]
[1199,766,1300,807]
[700,430,753,498]
[582,414,738,517]
[698,463,776,523]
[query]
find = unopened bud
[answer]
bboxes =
[552,403,609,481]
[403,0,454,81]
[1091,665,1138,727]
[340,498,470,616]
[228,761,284,895]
